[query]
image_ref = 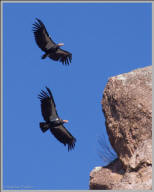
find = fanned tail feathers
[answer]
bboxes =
[40,122,50,132]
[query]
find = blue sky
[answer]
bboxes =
[3,2,152,190]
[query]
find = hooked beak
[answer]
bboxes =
[58,43,64,47]
[63,120,68,123]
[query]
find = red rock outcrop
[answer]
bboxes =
[89,66,152,190]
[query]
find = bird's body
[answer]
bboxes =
[38,87,76,151]
[33,18,72,65]
[41,45,60,59]
[40,118,65,132]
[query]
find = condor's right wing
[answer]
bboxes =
[33,18,56,52]
[38,87,59,122]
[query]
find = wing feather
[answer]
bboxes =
[33,18,56,52]
[38,87,59,122]
[48,48,72,65]
[50,125,76,151]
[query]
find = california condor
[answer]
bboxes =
[38,87,76,151]
[33,18,72,65]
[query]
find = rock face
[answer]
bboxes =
[89,66,152,190]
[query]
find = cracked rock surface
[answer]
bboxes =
[89,66,152,190]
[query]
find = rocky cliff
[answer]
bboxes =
[89,66,152,190]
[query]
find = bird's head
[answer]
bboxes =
[62,119,68,124]
[57,43,64,47]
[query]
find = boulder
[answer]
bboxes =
[89,66,152,190]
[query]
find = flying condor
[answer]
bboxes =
[33,18,72,65]
[38,87,76,151]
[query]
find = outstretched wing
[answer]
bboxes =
[38,87,59,122]
[50,125,76,151]
[33,18,56,52]
[48,48,72,65]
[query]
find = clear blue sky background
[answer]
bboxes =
[3,2,152,190]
